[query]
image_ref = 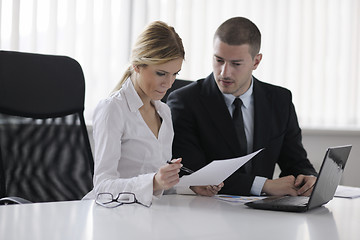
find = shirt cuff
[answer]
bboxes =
[132,172,158,206]
[153,189,164,198]
[250,176,267,196]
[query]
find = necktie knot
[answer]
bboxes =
[233,98,243,109]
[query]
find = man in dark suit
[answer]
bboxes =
[167,17,317,196]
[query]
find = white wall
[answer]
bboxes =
[272,128,360,187]
[302,128,360,187]
[88,126,360,187]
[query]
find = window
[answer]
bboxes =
[1,0,359,129]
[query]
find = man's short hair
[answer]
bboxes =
[214,17,261,58]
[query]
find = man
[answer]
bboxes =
[167,17,317,196]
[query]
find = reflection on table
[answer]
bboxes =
[0,194,359,240]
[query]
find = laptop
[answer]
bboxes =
[245,145,352,212]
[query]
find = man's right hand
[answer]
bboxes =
[262,175,298,196]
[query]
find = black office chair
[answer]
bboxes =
[161,79,192,103]
[0,50,94,204]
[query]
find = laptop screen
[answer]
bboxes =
[308,145,352,210]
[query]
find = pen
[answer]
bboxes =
[166,160,194,174]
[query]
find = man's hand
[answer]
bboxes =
[262,175,298,196]
[190,182,224,197]
[295,174,317,196]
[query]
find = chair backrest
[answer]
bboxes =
[0,50,94,203]
[161,79,192,103]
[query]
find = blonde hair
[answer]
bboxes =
[113,21,185,92]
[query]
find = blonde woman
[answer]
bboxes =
[84,21,222,207]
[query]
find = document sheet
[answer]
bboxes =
[177,149,263,187]
[335,185,360,199]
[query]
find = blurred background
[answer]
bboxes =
[1,0,359,186]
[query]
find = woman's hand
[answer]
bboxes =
[190,182,224,197]
[153,158,182,192]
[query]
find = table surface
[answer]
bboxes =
[1,194,359,240]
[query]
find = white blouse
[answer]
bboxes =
[83,78,174,206]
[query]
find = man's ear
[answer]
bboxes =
[253,53,262,70]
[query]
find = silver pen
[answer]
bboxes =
[166,160,194,174]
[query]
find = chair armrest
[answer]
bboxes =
[0,196,33,205]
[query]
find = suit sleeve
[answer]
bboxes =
[277,96,317,177]
[167,90,209,174]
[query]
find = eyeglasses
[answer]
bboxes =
[95,192,151,208]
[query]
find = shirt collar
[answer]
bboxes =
[122,78,164,115]
[223,77,254,109]
[122,78,143,112]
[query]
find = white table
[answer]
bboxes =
[0,195,359,240]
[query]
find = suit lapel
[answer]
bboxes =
[197,75,273,157]
[199,74,241,155]
[253,78,272,151]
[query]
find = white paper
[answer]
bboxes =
[335,185,360,199]
[177,149,263,187]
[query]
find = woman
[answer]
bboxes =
[84,21,222,207]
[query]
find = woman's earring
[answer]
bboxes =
[133,65,140,73]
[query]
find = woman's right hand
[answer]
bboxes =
[153,158,182,192]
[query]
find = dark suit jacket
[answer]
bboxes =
[167,73,317,195]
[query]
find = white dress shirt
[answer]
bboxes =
[83,78,174,206]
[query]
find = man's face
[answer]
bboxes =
[212,37,262,97]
